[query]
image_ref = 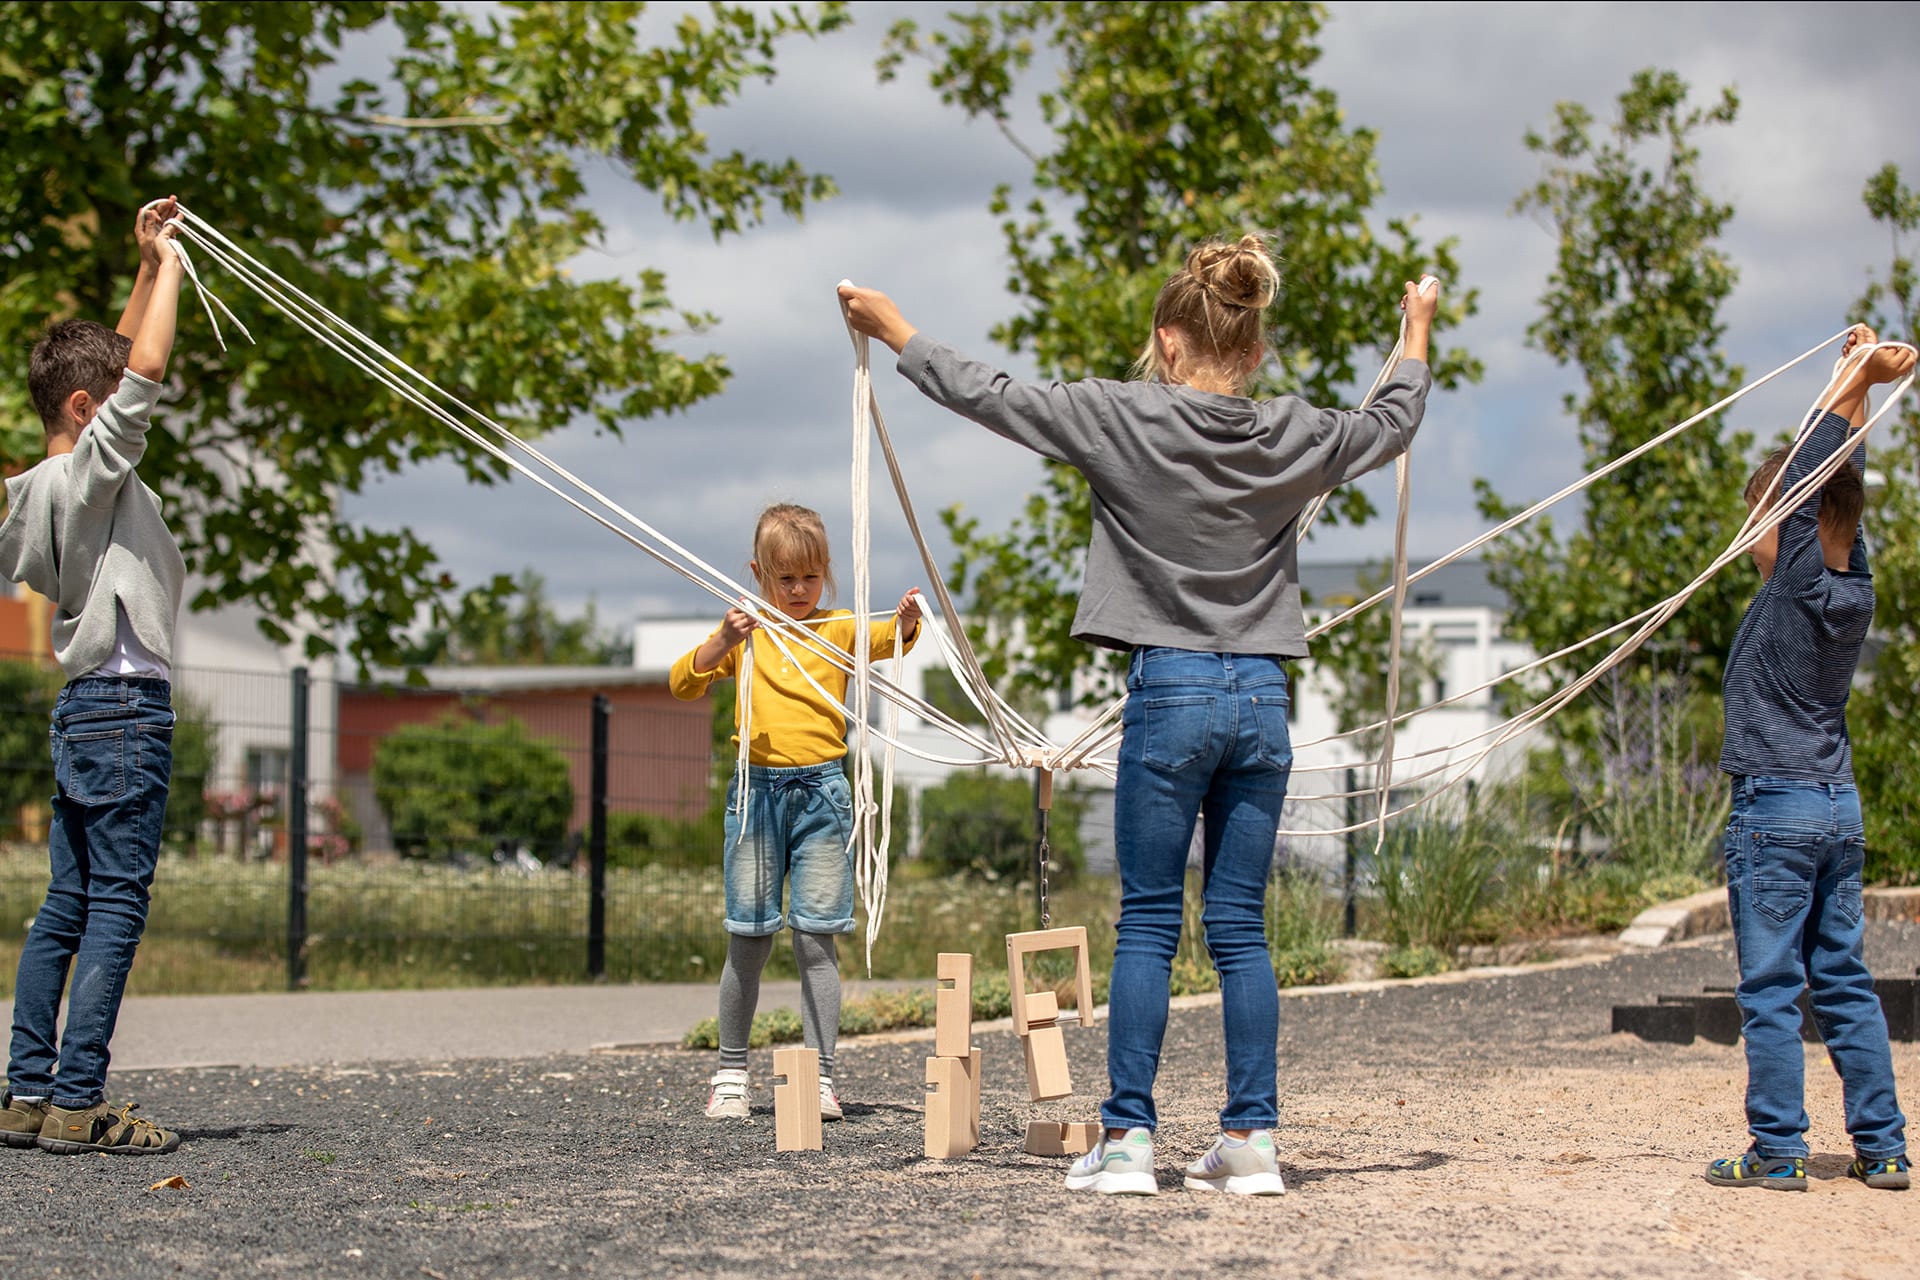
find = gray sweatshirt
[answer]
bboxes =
[898,334,1431,657]
[0,370,186,679]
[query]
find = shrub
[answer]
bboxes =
[605,806,722,871]
[0,659,60,832]
[918,771,1086,883]
[372,713,573,859]
[1370,804,1504,961]
[165,694,217,854]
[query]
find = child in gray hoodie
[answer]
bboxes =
[0,197,189,1155]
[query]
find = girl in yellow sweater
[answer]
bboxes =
[671,503,920,1121]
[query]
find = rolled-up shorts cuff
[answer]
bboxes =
[788,912,855,935]
[722,917,784,938]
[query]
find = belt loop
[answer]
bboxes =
[1740,776,1754,804]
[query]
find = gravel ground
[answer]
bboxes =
[3,922,1917,1280]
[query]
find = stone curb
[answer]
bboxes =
[1618,884,1920,949]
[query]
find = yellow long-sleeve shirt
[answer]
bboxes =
[669,610,921,766]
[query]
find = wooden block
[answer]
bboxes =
[924,1056,971,1159]
[1023,989,1059,1024]
[772,1046,822,1152]
[1023,1023,1073,1101]
[935,952,974,1059]
[1006,926,1094,1034]
[1024,1120,1102,1157]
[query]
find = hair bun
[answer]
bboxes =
[1185,233,1279,312]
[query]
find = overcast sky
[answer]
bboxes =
[335,1,1920,635]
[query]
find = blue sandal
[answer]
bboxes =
[1706,1149,1806,1190]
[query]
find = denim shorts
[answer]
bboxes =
[721,761,856,936]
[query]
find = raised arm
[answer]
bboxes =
[116,197,179,340]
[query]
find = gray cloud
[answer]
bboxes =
[336,1,1920,628]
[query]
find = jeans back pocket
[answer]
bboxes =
[59,726,129,805]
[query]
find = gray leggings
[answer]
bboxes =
[716,930,841,1079]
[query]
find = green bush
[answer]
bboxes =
[605,806,722,871]
[372,713,573,859]
[0,659,60,828]
[1381,945,1450,979]
[164,693,218,854]
[918,771,1086,883]
[1371,805,1504,960]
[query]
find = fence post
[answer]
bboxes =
[588,694,610,979]
[1342,765,1358,939]
[286,665,310,990]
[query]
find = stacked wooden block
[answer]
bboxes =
[924,953,982,1159]
[1007,926,1101,1157]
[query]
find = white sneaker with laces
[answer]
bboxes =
[1063,1127,1158,1195]
[705,1068,751,1119]
[1184,1130,1286,1195]
[819,1077,843,1122]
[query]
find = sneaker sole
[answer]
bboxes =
[1852,1172,1910,1190]
[1704,1173,1805,1191]
[704,1103,751,1120]
[36,1135,180,1155]
[2,1131,42,1149]
[1184,1172,1287,1195]
[1064,1170,1158,1195]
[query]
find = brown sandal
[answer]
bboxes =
[36,1101,181,1155]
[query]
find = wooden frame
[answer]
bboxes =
[934,952,973,1060]
[1006,926,1094,1034]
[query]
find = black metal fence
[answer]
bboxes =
[0,650,1114,995]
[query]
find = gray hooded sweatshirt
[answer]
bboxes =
[0,369,186,678]
[897,334,1431,658]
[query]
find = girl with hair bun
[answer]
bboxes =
[840,239,1438,1196]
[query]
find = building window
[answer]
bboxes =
[245,746,290,796]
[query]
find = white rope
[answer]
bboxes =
[167,209,1916,883]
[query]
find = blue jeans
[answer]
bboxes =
[1724,776,1906,1159]
[1103,648,1291,1133]
[7,677,174,1108]
[721,761,856,936]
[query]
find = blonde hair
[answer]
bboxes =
[1131,234,1281,390]
[751,503,836,602]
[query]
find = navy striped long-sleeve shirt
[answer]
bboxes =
[1719,411,1873,781]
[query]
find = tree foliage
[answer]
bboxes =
[0,1,846,670]
[1474,70,1751,727]
[879,1,1478,702]
[1847,164,1920,884]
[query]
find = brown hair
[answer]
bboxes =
[1745,444,1865,539]
[751,503,835,602]
[1131,233,1281,390]
[28,319,131,430]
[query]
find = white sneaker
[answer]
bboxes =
[705,1069,750,1119]
[1063,1127,1158,1195]
[1184,1130,1286,1195]
[819,1077,843,1122]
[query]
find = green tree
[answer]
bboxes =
[1848,164,1920,884]
[879,1,1478,703]
[1474,70,1751,723]
[0,1,846,670]
[403,569,625,666]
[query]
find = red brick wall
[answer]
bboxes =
[337,680,713,829]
